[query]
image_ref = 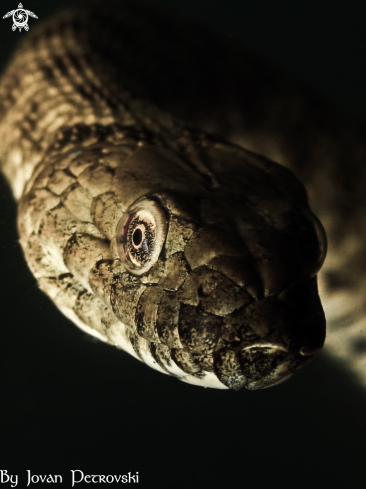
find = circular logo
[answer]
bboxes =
[12,8,28,29]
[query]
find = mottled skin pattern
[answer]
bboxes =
[0,0,341,390]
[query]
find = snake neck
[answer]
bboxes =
[0,3,191,201]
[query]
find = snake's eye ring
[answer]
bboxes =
[116,197,168,275]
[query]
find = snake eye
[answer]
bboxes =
[116,197,168,275]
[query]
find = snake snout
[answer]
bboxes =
[212,274,326,389]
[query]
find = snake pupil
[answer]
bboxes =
[133,228,143,246]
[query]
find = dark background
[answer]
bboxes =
[0,0,366,487]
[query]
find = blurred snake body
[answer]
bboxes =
[1,1,364,389]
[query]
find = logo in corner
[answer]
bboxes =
[3,3,38,32]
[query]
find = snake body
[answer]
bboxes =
[2,1,362,390]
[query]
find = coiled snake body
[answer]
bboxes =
[1,1,363,389]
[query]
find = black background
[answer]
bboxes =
[0,0,366,487]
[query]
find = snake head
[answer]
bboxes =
[88,135,326,390]
[24,127,326,390]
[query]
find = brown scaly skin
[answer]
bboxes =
[0,1,328,389]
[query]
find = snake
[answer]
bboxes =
[1,0,362,390]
